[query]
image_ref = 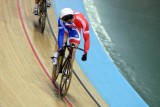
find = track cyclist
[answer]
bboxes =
[52,8,90,65]
[33,0,51,15]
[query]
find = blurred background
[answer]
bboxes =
[91,0,160,107]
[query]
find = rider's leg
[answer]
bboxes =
[35,0,39,4]
[70,42,79,64]
[33,0,40,15]
[52,42,58,65]
[52,33,68,65]
[68,29,81,64]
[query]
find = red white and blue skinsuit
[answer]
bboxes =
[58,11,90,53]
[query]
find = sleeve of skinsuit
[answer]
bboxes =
[58,18,64,49]
[82,18,90,54]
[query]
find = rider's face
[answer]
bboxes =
[66,17,74,23]
[64,19,74,27]
[62,15,74,24]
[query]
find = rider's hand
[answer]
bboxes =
[81,53,87,61]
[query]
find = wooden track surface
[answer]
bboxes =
[0,0,108,107]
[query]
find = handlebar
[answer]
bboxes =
[63,44,84,52]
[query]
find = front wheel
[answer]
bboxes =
[52,56,63,83]
[59,60,72,98]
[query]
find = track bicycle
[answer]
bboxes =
[51,43,84,98]
[38,0,47,33]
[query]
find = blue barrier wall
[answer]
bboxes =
[52,0,148,106]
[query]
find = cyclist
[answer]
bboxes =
[33,0,51,15]
[52,8,90,65]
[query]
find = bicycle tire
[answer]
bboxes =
[39,0,47,33]
[59,60,72,98]
[52,56,63,82]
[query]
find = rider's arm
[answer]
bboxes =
[58,18,65,49]
[76,13,90,53]
[83,20,90,54]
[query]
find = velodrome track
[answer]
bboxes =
[0,0,108,107]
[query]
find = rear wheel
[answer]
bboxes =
[59,60,72,98]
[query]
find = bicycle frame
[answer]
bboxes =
[59,44,74,72]
[51,43,84,97]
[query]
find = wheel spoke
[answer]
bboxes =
[52,56,63,82]
[60,61,72,98]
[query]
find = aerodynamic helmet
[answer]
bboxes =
[60,8,74,22]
